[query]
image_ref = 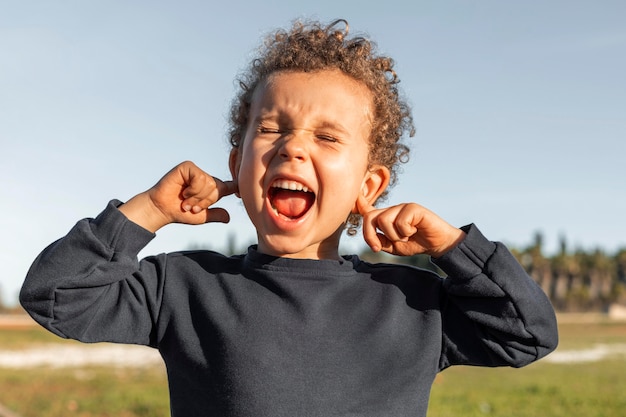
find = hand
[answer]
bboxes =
[356,195,465,257]
[120,161,239,232]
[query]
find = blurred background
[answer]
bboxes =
[1,0,625,308]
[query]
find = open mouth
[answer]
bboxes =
[268,180,316,220]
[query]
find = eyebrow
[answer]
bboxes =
[253,113,351,135]
[315,120,350,135]
[253,113,278,124]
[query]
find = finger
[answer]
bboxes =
[377,233,398,254]
[181,170,212,200]
[360,210,383,252]
[369,207,407,243]
[183,177,237,212]
[394,204,420,239]
[176,207,231,225]
[374,218,407,243]
[216,179,239,199]
[199,177,238,203]
[379,238,428,257]
[355,194,376,216]
[204,207,231,224]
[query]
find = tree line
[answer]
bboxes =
[360,232,626,313]
[511,233,626,312]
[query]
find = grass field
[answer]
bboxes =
[0,316,625,417]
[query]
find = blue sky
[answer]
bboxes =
[1,0,625,305]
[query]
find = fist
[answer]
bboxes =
[356,195,465,257]
[120,161,239,232]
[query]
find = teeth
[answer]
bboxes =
[271,180,310,193]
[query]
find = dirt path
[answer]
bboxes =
[0,315,36,329]
[0,402,23,417]
[0,315,163,369]
[544,343,626,363]
[0,344,163,369]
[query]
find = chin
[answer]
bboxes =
[258,230,343,260]
[258,238,314,258]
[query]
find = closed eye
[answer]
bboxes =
[316,134,338,142]
[258,126,281,134]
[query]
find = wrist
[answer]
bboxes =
[118,193,170,233]
[430,228,466,258]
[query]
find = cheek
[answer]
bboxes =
[320,159,366,201]
[241,139,275,168]
[237,146,270,204]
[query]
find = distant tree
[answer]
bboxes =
[0,288,6,313]
[514,231,552,301]
[613,249,626,304]
[226,232,238,256]
[185,232,252,256]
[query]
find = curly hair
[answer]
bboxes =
[228,18,415,233]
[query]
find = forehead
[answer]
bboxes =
[250,69,374,123]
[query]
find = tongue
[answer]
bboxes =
[272,189,312,218]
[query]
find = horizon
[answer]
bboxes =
[1,1,625,305]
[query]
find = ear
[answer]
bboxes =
[352,164,391,214]
[228,148,241,198]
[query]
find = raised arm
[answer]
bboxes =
[433,224,558,369]
[20,200,162,345]
[357,197,558,368]
[119,160,238,232]
[20,161,237,346]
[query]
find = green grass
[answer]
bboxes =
[428,319,626,417]
[556,319,626,348]
[1,319,625,417]
[0,366,169,417]
[0,326,169,417]
[0,326,75,349]
[428,360,626,417]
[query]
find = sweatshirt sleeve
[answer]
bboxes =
[432,224,558,370]
[19,200,164,347]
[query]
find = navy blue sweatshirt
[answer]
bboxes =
[20,200,558,417]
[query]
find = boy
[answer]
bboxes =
[20,19,558,417]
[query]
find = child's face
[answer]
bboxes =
[230,69,389,259]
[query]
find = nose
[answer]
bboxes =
[278,131,308,162]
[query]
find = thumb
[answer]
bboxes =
[203,207,231,224]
